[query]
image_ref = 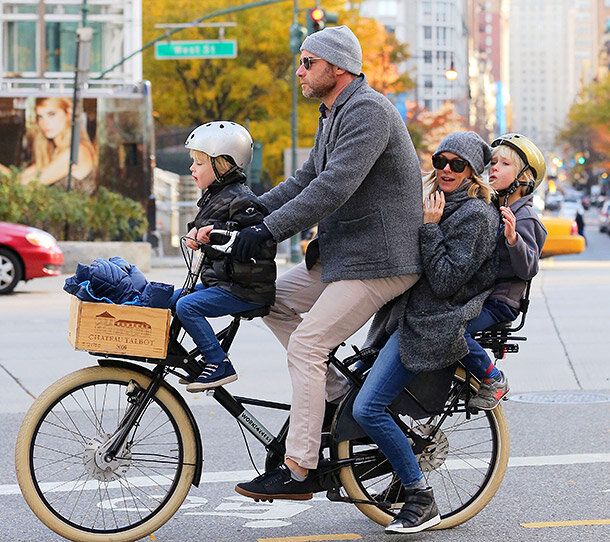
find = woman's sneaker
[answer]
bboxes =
[385,487,441,534]
[186,359,237,392]
[469,371,510,411]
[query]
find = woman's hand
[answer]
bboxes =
[500,206,517,245]
[423,191,445,224]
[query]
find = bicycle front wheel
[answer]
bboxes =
[337,367,510,529]
[15,366,198,542]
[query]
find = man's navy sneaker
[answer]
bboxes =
[186,358,237,392]
[235,464,314,501]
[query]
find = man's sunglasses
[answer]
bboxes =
[432,155,469,173]
[299,56,322,70]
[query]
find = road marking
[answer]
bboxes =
[521,519,610,528]
[257,535,362,542]
[2,453,609,496]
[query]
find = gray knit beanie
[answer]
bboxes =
[300,25,362,75]
[434,131,492,175]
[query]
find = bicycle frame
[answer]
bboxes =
[88,234,526,502]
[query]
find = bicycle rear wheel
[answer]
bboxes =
[337,367,509,529]
[15,366,198,542]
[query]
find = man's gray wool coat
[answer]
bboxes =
[366,184,500,372]
[258,75,423,283]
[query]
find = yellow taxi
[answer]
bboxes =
[540,216,586,258]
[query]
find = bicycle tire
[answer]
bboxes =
[336,367,510,529]
[15,366,198,542]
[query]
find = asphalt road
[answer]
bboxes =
[0,209,608,542]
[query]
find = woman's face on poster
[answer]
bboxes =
[35,102,69,141]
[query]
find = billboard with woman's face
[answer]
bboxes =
[0,89,153,206]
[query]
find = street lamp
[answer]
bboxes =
[445,58,458,81]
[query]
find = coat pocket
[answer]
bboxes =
[338,209,389,266]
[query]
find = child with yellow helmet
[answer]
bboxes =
[463,133,548,410]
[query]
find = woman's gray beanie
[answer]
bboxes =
[434,131,492,175]
[300,25,362,75]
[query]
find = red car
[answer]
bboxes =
[0,222,64,294]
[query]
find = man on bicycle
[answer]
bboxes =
[230,25,423,500]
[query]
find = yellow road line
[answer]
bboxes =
[258,534,362,542]
[521,519,610,528]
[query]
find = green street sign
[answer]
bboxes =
[155,40,237,60]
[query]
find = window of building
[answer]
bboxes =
[424,50,432,63]
[436,26,446,45]
[424,26,432,40]
[1,1,136,79]
[424,99,432,110]
[424,79,433,88]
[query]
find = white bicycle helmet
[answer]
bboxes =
[185,121,253,169]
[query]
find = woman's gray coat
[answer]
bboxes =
[366,184,500,372]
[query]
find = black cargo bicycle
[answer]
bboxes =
[15,232,527,542]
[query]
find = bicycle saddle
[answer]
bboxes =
[232,306,270,319]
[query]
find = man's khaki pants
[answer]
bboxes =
[263,261,419,470]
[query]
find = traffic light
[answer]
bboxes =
[307,7,326,35]
[289,23,307,54]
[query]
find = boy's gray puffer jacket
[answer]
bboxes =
[490,193,547,309]
[188,171,276,306]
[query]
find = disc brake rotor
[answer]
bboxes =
[83,433,132,482]
[412,423,449,472]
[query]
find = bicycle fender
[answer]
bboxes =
[97,358,204,487]
[331,387,368,443]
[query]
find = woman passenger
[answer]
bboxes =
[352,131,499,534]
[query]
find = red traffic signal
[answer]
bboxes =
[310,7,325,22]
[307,8,326,34]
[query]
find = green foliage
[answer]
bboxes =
[557,73,610,170]
[0,172,148,241]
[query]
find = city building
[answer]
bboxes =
[0,0,142,82]
[509,0,599,154]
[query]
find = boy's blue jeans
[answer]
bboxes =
[352,330,422,487]
[462,298,519,378]
[170,284,264,365]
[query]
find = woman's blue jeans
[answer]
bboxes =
[462,298,519,378]
[352,330,423,487]
[170,284,263,365]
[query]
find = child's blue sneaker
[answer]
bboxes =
[186,359,237,392]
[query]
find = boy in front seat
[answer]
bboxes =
[463,134,547,410]
[173,121,276,392]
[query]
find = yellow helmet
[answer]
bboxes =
[491,133,546,194]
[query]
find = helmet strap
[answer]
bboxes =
[210,156,239,183]
[496,163,531,206]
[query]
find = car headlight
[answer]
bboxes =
[25,230,60,250]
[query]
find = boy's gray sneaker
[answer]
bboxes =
[385,487,441,534]
[469,371,510,411]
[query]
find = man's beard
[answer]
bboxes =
[302,65,336,99]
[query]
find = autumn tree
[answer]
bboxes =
[557,72,610,173]
[143,1,415,183]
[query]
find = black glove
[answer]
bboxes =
[232,223,272,262]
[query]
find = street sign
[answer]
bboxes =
[155,40,237,60]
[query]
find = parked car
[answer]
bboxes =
[599,200,610,233]
[0,222,64,294]
[540,216,586,258]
